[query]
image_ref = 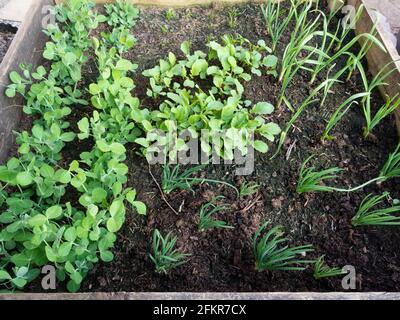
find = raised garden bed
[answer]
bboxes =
[1,0,400,297]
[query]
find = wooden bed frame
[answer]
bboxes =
[0,0,399,299]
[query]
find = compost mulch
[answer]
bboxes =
[25,3,400,292]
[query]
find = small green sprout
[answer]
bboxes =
[313,256,345,279]
[162,164,239,196]
[166,8,175,21]
[296,156,343,194]
[198,196,234,232]
[239,182,260,197]
[149,229,190,274]
[227,7,239,29]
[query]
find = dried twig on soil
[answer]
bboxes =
[240,194,262,213]
[148,164,180,215]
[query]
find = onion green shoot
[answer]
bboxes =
[352,192,400,226]
[261,0,298,53]
[239,181,260,197]
[166,8,175,21]
[150,229,191,274]
[357,61,400,137]
[298,144,400,194]
[379,143,400,182]
[227,7,240,29]
[272,78,338,159]
[198,196,234,232]
[162,164,206,194]
[296,155,344,193]
[365,94,400,137]
[322,92,369,140]
[307,32,386,87]
[277,1,322,108]
[333,4,364,52]
[162,164,239,196]
[253,221,314,272]
[308,12,338,84]
[313,255,345,279]
[345,23,379,81]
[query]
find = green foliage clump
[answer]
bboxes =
[103,0,139,54]
[0,0,145,293]
[239,181,259,197]
[297,144,400,195]
[296,156,343,194]
[135,35,280,161]
[105,0,139,29]
[162,164,239,196]
[166,8,175,21]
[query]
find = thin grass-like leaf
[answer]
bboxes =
[296,155,343,193]
[379,143,400,182]
[322,92,369,140]
[253,221,314,272]
[150,229,190,274]
[313,255,345,279]
[352,192,400,226]
[198,196,234,231]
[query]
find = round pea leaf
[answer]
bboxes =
[16,172,33,187]
[58,242,72,257]
[28,214,47,227]
[92,187,107,203]
[0,270,11,281]
[263,55,278,68]
[100,250,114,262]
[45,205,63,220]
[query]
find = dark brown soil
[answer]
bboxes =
[24,3,400,292]
[0,23,16,64]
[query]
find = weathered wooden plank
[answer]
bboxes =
[0,0,398,300]
[353,0,400,132]
[328,0,400,132]
[1,292,400,300]
[55,0,260,6]
[0,0,52,164]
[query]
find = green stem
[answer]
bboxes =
[330,177,383,193]
[186,177,239,197]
